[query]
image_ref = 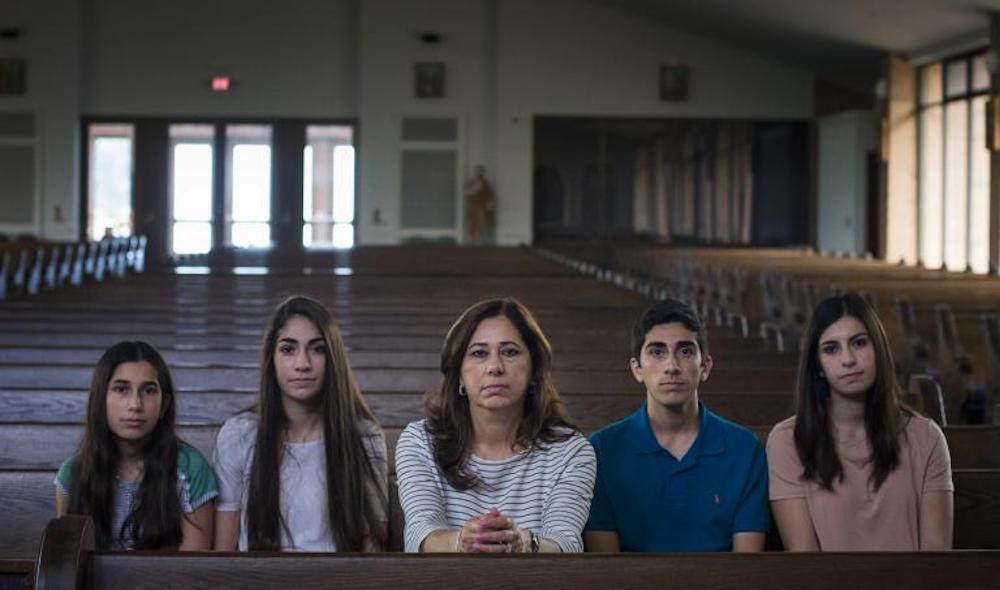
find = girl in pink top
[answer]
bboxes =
[766,293,953,551]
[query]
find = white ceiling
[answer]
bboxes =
[598,0,996,88]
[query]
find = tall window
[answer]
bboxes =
[226,125,272,248]
[85,119,355,257]
[87,123,134,240]
[169,124,215,256]
[917,51,991,273]
[303,125,355,249]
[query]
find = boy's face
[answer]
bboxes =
[630,321,712,411]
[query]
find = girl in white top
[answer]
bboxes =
[396,297,596,553]
[213,295,388,551]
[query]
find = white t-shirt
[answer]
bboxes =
[395,419,596,553]
[213,411,387,551]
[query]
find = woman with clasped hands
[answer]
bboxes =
[396,297,596,553]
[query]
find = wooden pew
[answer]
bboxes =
[934,304,977,423]
[0,345,802,372]
[92,240,109,282]
[1,244,1000,589]
[0,364,800,396]
[0,416,1000,555]
[70,243,87,286]
[0,388,801,431]
[746,424,1000,471]
[981,314,1000,424]
[908,374,947,426]
[4,419,999,473]
[894,295,931,383]
[0,250,10,301]
[5,466,1000,566]
[549,243,1000,421]
[9,247,31,297]
[24,516,1000,590]
[0,424,224,471]
[0,236,146,303]
[56,243,74,288]
[41,244,60,291]
[25,245,46,296]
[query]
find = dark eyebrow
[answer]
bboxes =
[278,337,325,345]
[111,379,159,387]
[645,340,697,349]
[821,332,869,347]
[468,340,522,348]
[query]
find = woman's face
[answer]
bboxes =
[816,315,877,398]
[273,315,327,404]
[459,316,533,414]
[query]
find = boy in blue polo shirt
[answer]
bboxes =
[584,299,768,552]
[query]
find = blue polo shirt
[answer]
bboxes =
[585,402,769,552]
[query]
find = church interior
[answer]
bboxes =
[1,0,999,587]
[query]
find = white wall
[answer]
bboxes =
[492,0,815,244]
[7,0,816,246]
[817,109,876,254]
[358,0,494,244]
[82,0,358,117]
[0,0,81,240]
[358,0,813,246]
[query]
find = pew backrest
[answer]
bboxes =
[28,514,1000,590]
[909,374,947,427]
[27,245,46,295]
[0,250,10,300]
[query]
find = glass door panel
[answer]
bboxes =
[168,124,215,255]
[303,125,354,248]
[87,123,134,241]
[226,125,272,248]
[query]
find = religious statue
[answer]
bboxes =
[465,165,496,244]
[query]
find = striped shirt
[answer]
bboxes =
[396,420,596,553]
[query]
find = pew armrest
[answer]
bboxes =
[33,515,94,590]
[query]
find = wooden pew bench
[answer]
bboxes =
[0,388,802,431]
[7,410,1000,469]
[0,345,802,371]
[0,363,800,396]
[3,415,1000,561]
[4,467,999,566]
[24,515,1000,590]
[4,422,998,473]
[0,331,778,353]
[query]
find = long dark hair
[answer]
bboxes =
[794,293,909,491]
[425,297,578,490]
[246,295,388,551]
[68,341,183,549]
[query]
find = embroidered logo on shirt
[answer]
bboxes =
[713,493,721,505]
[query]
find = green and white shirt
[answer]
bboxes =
[55,441,218,549]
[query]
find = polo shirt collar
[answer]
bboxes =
[627,401,726,458]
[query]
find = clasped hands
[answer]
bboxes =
[456,507,530,553]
